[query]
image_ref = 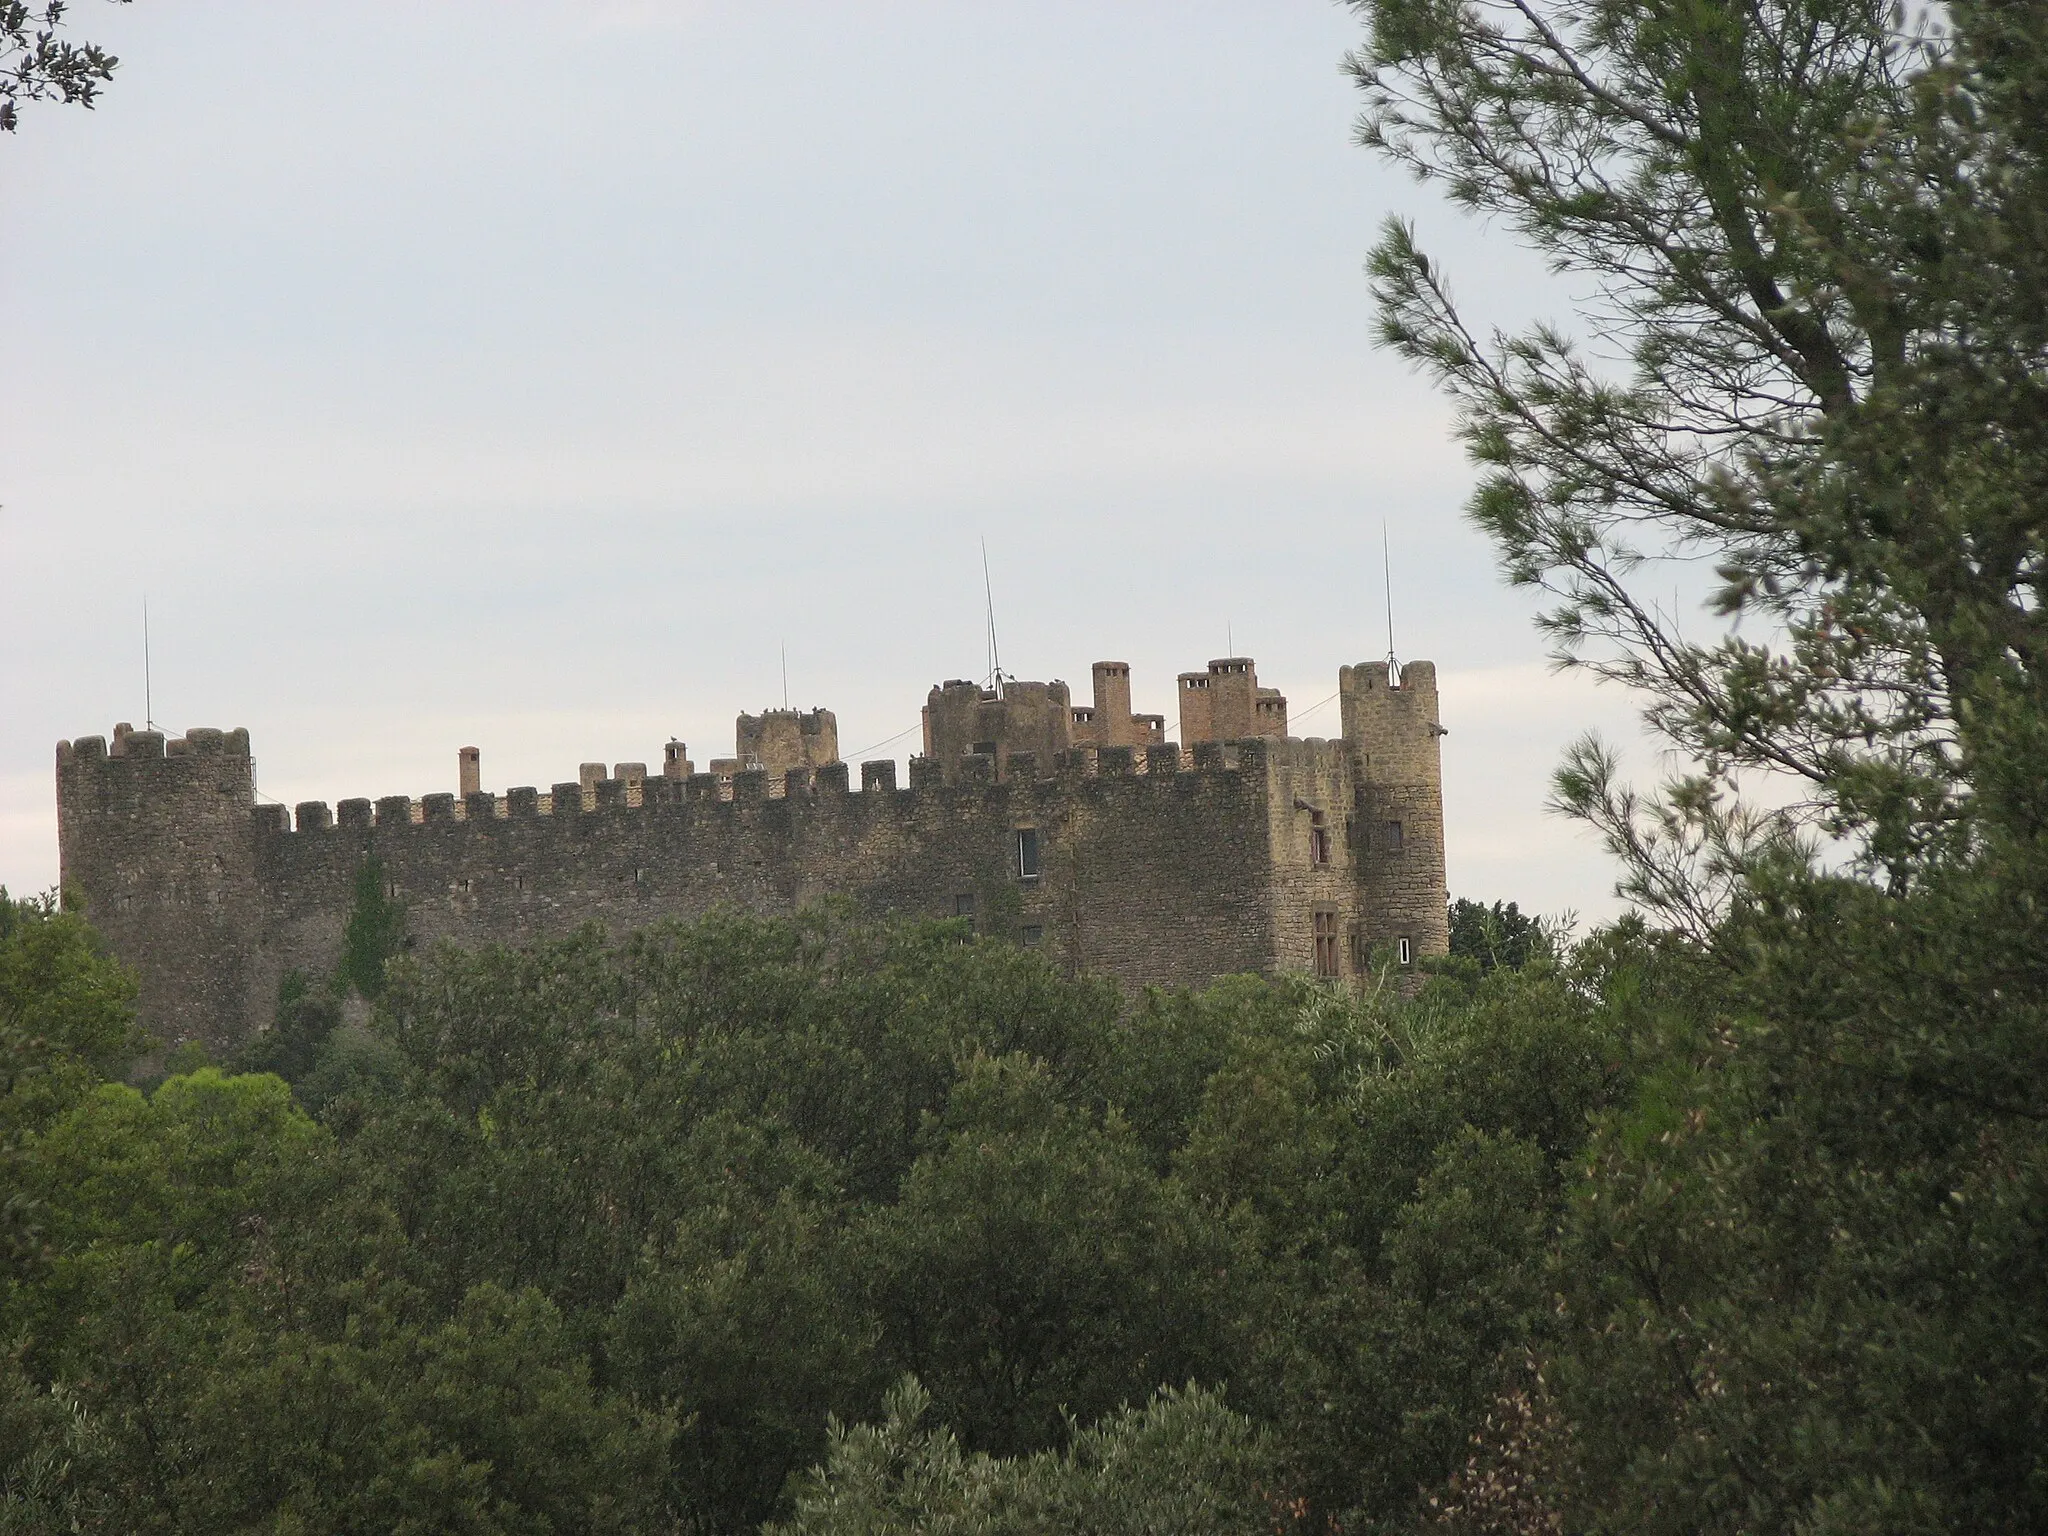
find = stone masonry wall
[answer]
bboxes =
[1259,736,1368,974]
[732,708,838,780]
[922,680,1075,782]
[1339,660,1451,960]
[57,657,1452,1052]
[250,749,1278,1019]
[63,737,1284,1050]
[55,727,264,1049]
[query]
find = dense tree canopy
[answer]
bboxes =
[1446,897,1551,972]
[0,893,1671,1532]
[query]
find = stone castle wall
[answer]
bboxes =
[55,727,265,1041]
[1341,660,1451,962]
[56,658,1451,1052]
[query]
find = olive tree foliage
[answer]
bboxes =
[1349,0,2048,918]
[1,2,127,132]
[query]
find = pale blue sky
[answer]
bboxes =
[1,0,1648,919]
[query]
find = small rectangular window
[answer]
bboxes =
[1383,820,1405,853]
[1312,908,1340,978]
[1020,925,1043,947]
[1309,825,1331,866]
[954,893,976,932]
[1016,827,1041,879]
[457,876,473,894]
[1397,936,1413,966]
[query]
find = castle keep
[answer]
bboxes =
[57,655,1450,1049]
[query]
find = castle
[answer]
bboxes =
[56,654,1449,1050]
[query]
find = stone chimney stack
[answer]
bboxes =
[1091,662,1134,745]
[1207,658,1258,740]
[458,746,481,797]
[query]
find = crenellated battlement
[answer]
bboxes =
[58,723,252,766]
[249,735,1287,846]
[57,653,1449,1052]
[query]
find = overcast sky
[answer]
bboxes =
[0,0,1654,921]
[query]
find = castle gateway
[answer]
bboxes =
[57,655,1449,1049]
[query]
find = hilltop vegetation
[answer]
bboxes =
[1,891,1669,1532]
[3,860,2043,1532]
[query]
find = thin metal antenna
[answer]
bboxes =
[781,641,789,710]
[980,537,1004,695]
[143,595,155,731]
[1382,520,1398,668]
[1227,619,1233,656]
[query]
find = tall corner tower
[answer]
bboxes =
[56,724,264,1050]
[1339,661,1450,959]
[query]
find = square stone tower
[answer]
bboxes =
[1339,660,1450,961]
[921,679,1074,781]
